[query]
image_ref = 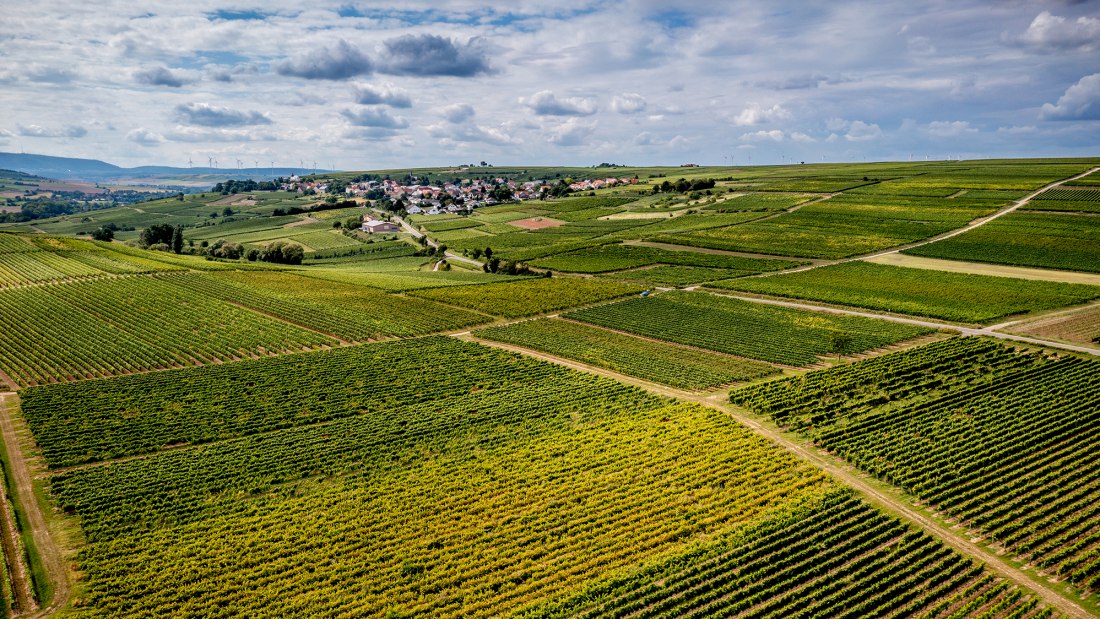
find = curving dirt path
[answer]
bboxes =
[752,166,1100,278]
[458,337,1097,619]
[0,393,71,618]
[0,400,34,614]
[701,290,1100,356]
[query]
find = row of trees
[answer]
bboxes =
[651,178,716,194]
[211,179,279,194]
[138,224,184,253]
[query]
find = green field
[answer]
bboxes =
[0,233,185,287]
[474,318,779,389]
[600,265,766,286]
[905,212,1100,273]
[655,195,1003,259]
[564,290,933,366]
[732,337,1100,595]
[0,275,333,387]
[408,277,645,317]
[711,261,1100,323]
[43,338,838,616]
[533,489,1050,618]
[2,159,1098,617]
[530,243,803,274]
[160,271,490,341]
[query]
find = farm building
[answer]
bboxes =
[362,220,399,233]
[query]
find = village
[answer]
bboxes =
[279,174,640,217]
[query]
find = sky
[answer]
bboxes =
[1,0,1098,170]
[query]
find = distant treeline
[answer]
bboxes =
[212,179,279,194]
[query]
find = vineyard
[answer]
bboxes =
[531,489,1054,619]
[408,277,645,317]
[601,265,766,286]
[712,261,1100,323]
[41,339,847,617]
[1028,187,1100,213]
[653,193,1005,259]
[21,337,569,467]
[731,337,1100,595]
[2,159,1099,618]
[529,242,802,274]
[563,290,933,366]
[159,271,490,340]
[474,318,779,389]
[0,275,334,387]
[0,233,184,287]
[906,212,1100,273]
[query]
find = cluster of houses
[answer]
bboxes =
[567,177,640,192]
[279,175,329,194]
[344,177,517,210]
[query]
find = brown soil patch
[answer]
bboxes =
[508,216,566,230]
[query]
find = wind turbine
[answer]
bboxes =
[188,157,193,168]
[237,159,243,170]
[207,156,213,168]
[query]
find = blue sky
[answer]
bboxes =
[0,0,1097,169]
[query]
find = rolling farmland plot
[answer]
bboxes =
[1027,187,1100,213]
[732,337,1100,595]
[564,290,933,366]
[160,271,491,341]
[474,318,779,389]
[600,265,764,286]
[0,233,184,287]
[0,275,334,387]
[1007,305,1100,344]
[712,261,1100,323]
[408,277,644,317]
[532,489,1054,619]
[1,160,1098,619]
[905,212,1100,273]
[40,338,846,617]
[529,242,802,274]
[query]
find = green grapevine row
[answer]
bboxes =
[715,260,1100,323]
[528,490,1050,619]
[24,337,563,468]
[732,336,1100,594]
[474,317,778,389]
[409,277,645,318]
[564,290,932,366]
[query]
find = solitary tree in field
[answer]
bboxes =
[830,330,853,361]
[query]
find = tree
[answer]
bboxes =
[829,330,853,361]
[90,226,114,242]
[222,206,234,217]
[208,239,244,260]
[484,247,493,260]
[171,225,184,254]
[259,240,304,265]
[139,223,176,248]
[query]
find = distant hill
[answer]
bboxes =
[0,152,330,183]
